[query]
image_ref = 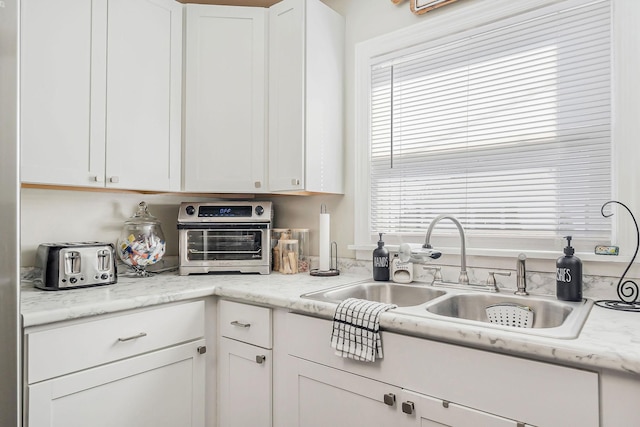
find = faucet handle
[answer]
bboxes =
[422,266,442,283]
[486,271,511,291]
[515,253,529,296]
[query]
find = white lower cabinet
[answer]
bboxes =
[27,340,205,427]
[292,356,402,427]
[218,300,272,427]
[401,389,526,427]
[218,337,272,427]
[24,301,206,427]
[291,357,523,427]
[283,313,598,427]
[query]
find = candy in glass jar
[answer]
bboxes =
[117,201,166,276]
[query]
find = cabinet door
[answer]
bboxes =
[27,340,206,427]
[20,0,107,187]
[401,389,523,427]
[184,5,267,193]
[268,0,305,192]
[303,0,344,194]
[290,357,407,427]
[268,0,344,193]
[218,337,272,427]
[104,0,182,192]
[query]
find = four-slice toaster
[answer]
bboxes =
[34,242,118,290]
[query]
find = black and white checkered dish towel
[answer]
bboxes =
[330,298,397,362]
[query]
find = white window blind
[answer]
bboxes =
[370,0,612,241]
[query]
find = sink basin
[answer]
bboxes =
[423,292,593,339]
[301,280,593,339]
[301,281,446,307]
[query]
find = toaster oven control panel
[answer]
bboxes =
[197,205,253,218]
[179,201,272,223]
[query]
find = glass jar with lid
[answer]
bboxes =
[117,201,166,275]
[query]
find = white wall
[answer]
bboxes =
[21,189,214,266]
[19,189,349,267]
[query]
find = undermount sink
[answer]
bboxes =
[422,292,594,339]
[301,281,446,307]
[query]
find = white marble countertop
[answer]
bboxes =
[21,271,640,376]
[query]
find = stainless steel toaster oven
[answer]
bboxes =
[177,201,272,275]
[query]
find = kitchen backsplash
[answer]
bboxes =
[329,257,630,301]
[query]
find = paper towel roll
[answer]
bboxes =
[319,212,331,271]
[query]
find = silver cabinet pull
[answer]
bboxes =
[197,346,207,355]
[117,332,147,342]
[109,176,120,183]
[230,320,251,328]
[442,400,449,408]
[255,355,266,364]
[383,393,396,406]
[91,175,103,183]
[401,401,415,415]
[291,178,300,186]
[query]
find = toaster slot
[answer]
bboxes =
[97,249,111,271]
[64,251,81,274]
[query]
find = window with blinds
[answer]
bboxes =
[369,0,612,241]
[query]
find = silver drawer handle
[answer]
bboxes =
[383,393,396,406]
[402,401,415,415]
[230,320,251,328]
[117,332,147,342]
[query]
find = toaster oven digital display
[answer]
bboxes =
[199,206,252,218]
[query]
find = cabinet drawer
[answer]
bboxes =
[26,301,205,384]
[219,300,272,348]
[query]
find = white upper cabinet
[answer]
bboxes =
[20,0,182,192]
[20,0,105,188]
[184,5,267,193]
[268,0,345,193]
[104,0,182,191]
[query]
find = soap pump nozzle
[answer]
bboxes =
[563,236,575,256]
[377,233,385,248]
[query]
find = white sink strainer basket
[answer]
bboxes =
[485,303,534,328]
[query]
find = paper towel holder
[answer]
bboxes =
[310,241,340,276]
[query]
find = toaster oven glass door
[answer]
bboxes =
[184,224,267,262]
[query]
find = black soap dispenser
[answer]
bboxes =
[556,236,583,301]
[373,233,390,281]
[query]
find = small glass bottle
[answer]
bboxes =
[278,239,299,274]
[291,228,310,273]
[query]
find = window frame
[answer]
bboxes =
[353,0,639,270]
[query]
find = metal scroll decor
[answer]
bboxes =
[595,201,640,312]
